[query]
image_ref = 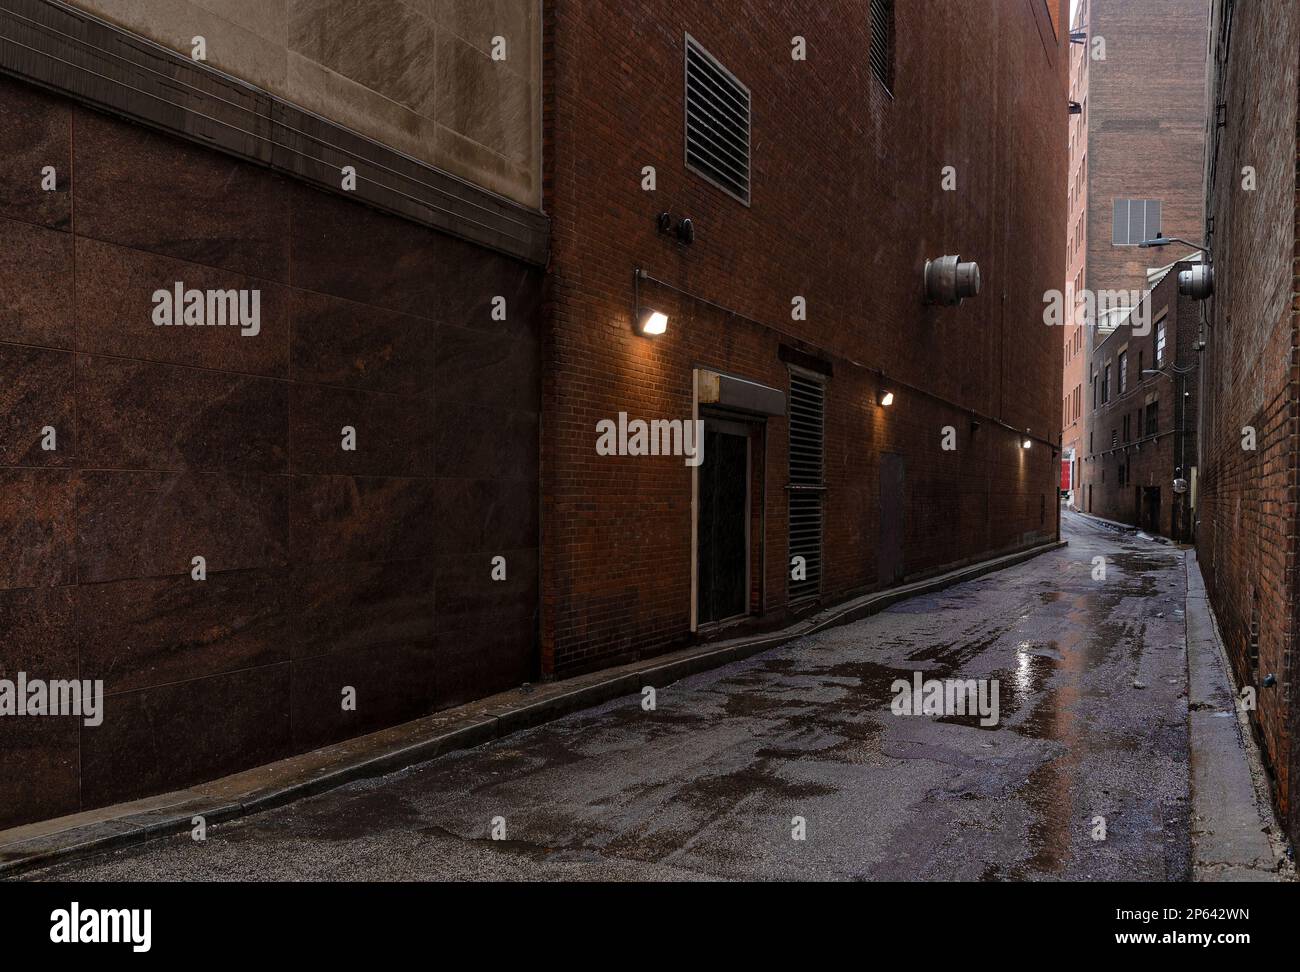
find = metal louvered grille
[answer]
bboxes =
[685,35,751,204]
[870,0,895,92]
[788,373,825,603]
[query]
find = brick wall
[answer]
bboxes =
[0,76,541,829]
[542,0,1069,676]
[1195,0,1300,837]
[1083,0,1209,301]
[1080,267,1198,538]
[1062,6,1089,503]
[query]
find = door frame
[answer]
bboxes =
[690,367,774,633]
[695,416,753,628]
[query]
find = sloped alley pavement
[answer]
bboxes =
[28,512,1280,881]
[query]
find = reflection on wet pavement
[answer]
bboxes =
[34,510,1192,882]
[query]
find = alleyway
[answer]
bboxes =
[33,512,1198,881]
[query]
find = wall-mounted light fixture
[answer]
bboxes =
[878,389,895,407]
[633,268,669,337]
[637,309,669,336]
[1021,431,1032,449]
[924,255,982,306]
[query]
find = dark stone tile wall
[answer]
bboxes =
[0,75,541,829]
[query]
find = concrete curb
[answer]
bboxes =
[1,537,1066,879]
[1185,549,1293,881]
[1066,507,1139,534]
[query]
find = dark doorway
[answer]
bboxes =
[879,452,906,586]
[1142,486,1161,534]
[697,422,750,624]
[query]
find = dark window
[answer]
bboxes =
[1145,402,1158,437]
[1118,462,1127,487]
[685,35,751,204]
[1122,414,1131,443]
[1138,350,1144,381]
[1112,199,1162,245]
[869,0,895,92]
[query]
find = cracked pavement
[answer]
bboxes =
[30,511,1203,881]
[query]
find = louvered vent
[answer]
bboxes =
[685,35,751,204]
[788,372,825,603]
[870,0,895,92]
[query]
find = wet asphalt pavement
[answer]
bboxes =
[31,510,1192,881]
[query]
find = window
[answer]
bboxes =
[1145,402,1158,437]
[685,35,751,204]
[1122,413,1131,443]
[1102,363,1111,403]
[1138,350,1144,381]
[869,0,895,92]
[1118,350,1128,394]
[1118,461,1127,487]
[1111,428,1118,448]
[1112,199,1162,245]
[1156,316,1167,366]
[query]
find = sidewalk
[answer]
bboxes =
[1066,506,1139,534]
[1184,549,1292,880]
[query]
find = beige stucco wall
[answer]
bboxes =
[67,0,541,208]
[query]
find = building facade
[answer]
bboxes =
[1078,263,1199,539]
[1195,0,1300,842]
[541,0,1068,677]
[1061,1,1089,507]
[1,0,1069,831]
[1068,0,1209,512]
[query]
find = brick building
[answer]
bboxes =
[0,0,545,829]
[1061,1,1089,506]
[1195,0,1300,841]
[0,0,1069,831]
[541,0,1068,676]
[1067,0,1209,510]
[1078,261,1199,539]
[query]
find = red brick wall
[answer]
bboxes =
[1083,0,1209,300]
[542,0,1069,676]
[0,76,542,828]
[1082,268,1199,538]
[1195,0,1300,836]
